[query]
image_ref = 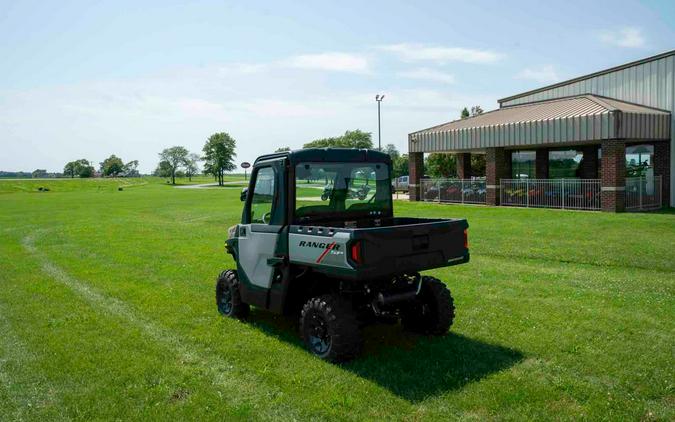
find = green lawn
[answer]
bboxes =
[0,179,673,420]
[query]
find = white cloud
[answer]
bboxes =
[285,52,370,73]
[378,43,503,64]
[516,65,560,83]
[599,27,646,48]
[398,68,456,84]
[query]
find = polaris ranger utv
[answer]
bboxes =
[217,149,469,362]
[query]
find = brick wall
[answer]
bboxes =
[654,141,671,207]
[408,151,424,201]
[600,140,626,212]
[486,147,510,205]
[456,153,472,179]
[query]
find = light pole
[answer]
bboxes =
[375,94,385,151]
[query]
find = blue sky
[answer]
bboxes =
[1,0,674,172]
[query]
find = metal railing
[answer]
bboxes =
[625,176,662,211]
[500,179,601,210]
[420,178,486,204]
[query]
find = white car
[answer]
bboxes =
[392,175,409,192]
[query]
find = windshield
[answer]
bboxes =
[294,162,392,223]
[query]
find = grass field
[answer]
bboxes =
[0,177,673,420]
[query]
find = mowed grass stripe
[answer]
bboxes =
[19,232,310,421]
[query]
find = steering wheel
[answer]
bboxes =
[262,212,272,224]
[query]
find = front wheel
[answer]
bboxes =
[401,276,455,335]
[216,270,250,319]
[300,295,363,362]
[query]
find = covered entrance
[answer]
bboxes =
[409,95,671,212]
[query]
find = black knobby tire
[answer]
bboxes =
[300,294,363,362]
[215,270,250,319]
[401,276,455,335]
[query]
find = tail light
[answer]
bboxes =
[350,241,362,265]
[463,229,469,249]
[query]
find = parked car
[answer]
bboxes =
[392,175,409,192]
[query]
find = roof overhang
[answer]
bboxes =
[409,95,671,153]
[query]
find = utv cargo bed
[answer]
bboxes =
[289,217,469,280]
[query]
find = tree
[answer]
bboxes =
[275,147,291,152]
[184,153,201,181]
[64,161,78,178]
[460,107,470,119]
[158,146,189,185]
[32,169,47,178]
[154,160,172,178]
[339,129,373,149]
[383,144,400,161]
[202,133,237,186]
[123,160,139,177]
[470,105,484,116]
[64,159,95,178]
[426,153,456,177]
[303,129,373,149]
[392,154,409,178]
[100,155,125,177]
[79,162,95,178]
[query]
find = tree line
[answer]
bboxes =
[62,155,139,178]
[57,106,485,183]
[155,132,236,185]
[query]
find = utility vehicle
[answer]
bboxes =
[216,148,469,362]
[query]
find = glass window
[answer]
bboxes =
[250,167,276,224]
[295,162,391,223]
[626,144,653,177]
[549,149,583,178]
[511,151,535,179]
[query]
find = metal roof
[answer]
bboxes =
[498,49,675,105]
[409,95,671,153]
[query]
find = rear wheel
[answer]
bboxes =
[300,295,363,362]
[216,270,250,319]
[401,276,454,335]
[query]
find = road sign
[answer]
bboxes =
[241,162,251,180]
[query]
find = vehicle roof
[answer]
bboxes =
[254,148,391,165]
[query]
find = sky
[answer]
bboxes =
[1,0,674,173]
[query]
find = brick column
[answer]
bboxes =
[600,140,626,212]
[408,151,424,201]
[654,141,671,208]
[486,148,510,205]
[456,153,472,179]
[535,149,548,179]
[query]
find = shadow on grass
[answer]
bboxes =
[248,310,523,403]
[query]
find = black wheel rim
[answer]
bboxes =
[307,312,331,356]
[218,284,233,315]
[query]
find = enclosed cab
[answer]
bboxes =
[217,148,469,361]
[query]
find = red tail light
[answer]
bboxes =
[463,229,469,249]
[350,241,362,264]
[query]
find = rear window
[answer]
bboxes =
[294,162,391,222]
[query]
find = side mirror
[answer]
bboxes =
[240,187,248,202]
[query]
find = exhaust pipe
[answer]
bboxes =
[376,290,417,307]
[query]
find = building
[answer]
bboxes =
[408,50,674,212]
